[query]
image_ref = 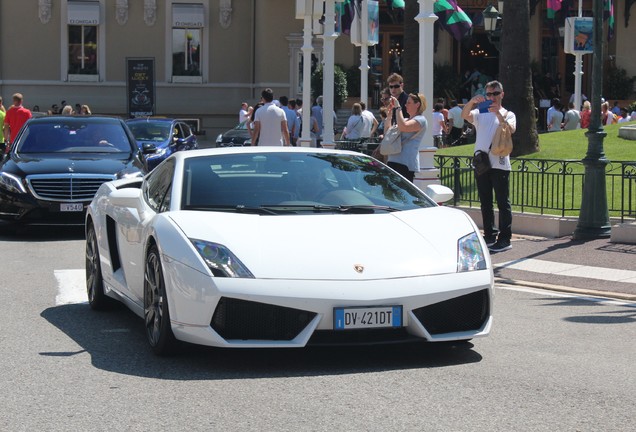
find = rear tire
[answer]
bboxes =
[144,245,177,355]
[86,223,110,310]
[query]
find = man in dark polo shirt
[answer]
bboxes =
[4,93,32,148]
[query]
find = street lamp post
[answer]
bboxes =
[482,2,503,51]
[573,0,611,239]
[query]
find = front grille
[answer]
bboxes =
[413,289,490,335]
[27,174,115,202]
[211,297,316,341]
[308,328,420,346]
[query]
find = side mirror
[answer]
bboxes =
[109,187,142,209]
[142,142,157,154]
[425,184,454,205]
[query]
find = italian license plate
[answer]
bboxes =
[334,306,402,330]
[60,203,84,212]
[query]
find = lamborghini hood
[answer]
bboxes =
[169,207,480,280]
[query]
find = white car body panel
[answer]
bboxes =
[86,148,493,350]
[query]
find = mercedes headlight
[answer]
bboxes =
[0,172,27,194]
[215,134,223,144]
[190,239,254,278]
[457,232,486,272]
[147,146,168,159]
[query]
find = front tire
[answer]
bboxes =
[144,245,177,355]
[86,223,110,310]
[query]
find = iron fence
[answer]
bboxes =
[435,155,636,222]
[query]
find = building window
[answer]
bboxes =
[171,3,205,83]
[66,1,101,81]
[68,25,98,75]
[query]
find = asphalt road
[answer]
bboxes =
[1,226,635,431]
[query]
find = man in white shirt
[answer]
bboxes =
[447,100,464,145]
[239,102,250,124]
[359,101,378,139]
[562,102,581,130]
[253,88,290,146]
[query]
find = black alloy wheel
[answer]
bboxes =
[86,223,110,310]
[144,245,177,355]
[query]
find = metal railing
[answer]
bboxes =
[435,155,636,222]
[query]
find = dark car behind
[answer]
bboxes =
[0,116,145,225]
[215,121,251,147]
[126,118,198,170]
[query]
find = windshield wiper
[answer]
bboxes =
[338,205,401,213]
[260,204,401,213]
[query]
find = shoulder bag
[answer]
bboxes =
[491,110,513,157]
[473,150,491,176]
[379,125,402,156]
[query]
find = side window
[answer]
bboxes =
[180,122,192,138]
[144,159,175,212]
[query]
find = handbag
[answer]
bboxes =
[379,125,401,155]
[491,111,513,156]
[473,150,491,176]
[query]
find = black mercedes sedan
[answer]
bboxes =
[0,116,145,225]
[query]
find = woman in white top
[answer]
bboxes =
[431,102,447,147]
[342,103,364,140]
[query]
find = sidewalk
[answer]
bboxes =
[489,235,636,301]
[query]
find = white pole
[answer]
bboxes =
[573,0,584,111]
[360,1,369,105]
[299,0,314,147]
[415,0,439,189]
[321,0,339,148]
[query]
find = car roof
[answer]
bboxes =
[27,115,124,124]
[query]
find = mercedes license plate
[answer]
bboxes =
[60,203,84,212]
[334,306,402,330]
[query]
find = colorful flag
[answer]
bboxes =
[546,0,562,19]
[434,0,473,41]
[604,0,614,40]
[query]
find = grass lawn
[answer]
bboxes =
[435,121,636,218]
[436,121,636,161]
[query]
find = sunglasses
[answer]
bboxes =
[389,84,402,89]
[486,91,502,97]
[409,94,422,105]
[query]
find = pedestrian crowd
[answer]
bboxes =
[545,97,636,132]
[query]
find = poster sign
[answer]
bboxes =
[564,17,593,55]
[127,58,155,117]
[368,0,379,45]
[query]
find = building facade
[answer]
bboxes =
[0,1,633,138]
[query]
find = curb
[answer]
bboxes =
[495,277,636,302]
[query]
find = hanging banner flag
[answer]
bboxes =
[604,0,614,40]
[434,0,473,41]
[368,0,379,45]
[547,0,562,19]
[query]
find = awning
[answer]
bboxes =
[67,1,100,25]
[173,3,205,28]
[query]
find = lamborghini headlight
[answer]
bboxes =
[190,239,254,278]
[457,232,486,272]
[0,172,27,194]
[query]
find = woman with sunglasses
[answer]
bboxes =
[382,92,428,182]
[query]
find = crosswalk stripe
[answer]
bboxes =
[495,258,636,284]
[54,269,88,305]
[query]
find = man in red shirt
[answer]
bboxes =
[4,93,32,147]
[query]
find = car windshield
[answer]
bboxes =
[16,121,133,154]
[127,121,172,142]
[181,152,435,213]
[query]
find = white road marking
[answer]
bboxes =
[54,269,88,305]
[495,258,636,284]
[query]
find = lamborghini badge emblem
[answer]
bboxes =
[354,264,364,273]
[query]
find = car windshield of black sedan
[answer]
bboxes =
[127,121,172,142]
[16,121,132,154]
[181,152,435,213]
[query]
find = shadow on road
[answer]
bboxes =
[0,222,84,242]
[40,303,483,380]
[532,296,636,325]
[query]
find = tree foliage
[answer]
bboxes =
[311,64,348,108]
